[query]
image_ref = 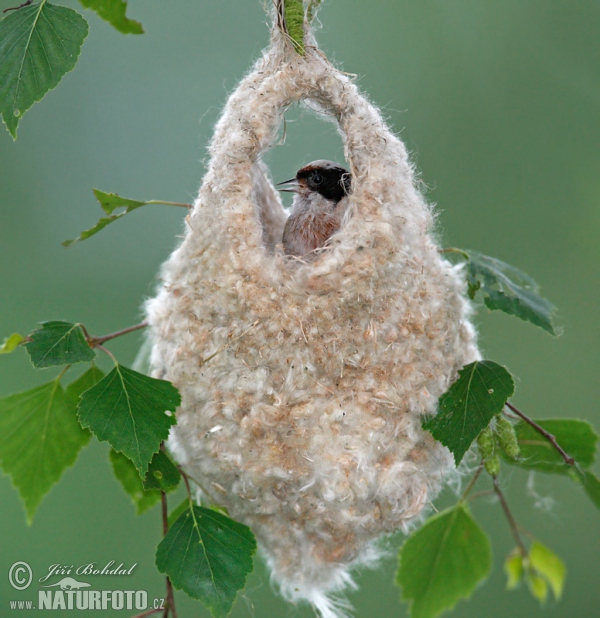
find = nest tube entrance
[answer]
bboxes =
[147,28,479,618]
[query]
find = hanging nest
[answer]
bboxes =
[146,9,479,618]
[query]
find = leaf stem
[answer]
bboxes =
[87,322,148,347]
[504,402,575,465]
[145,200,191,209]
[493,475,527,555]
[161,492,177,618]
[461,463,484,500]
[180,466,195,506]
[95,344,118,365]
[55,365,71,383]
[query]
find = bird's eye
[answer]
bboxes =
[312,173,323,185]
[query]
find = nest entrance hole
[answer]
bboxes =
[257,102,350,254]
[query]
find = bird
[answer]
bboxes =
[278,160,352,258]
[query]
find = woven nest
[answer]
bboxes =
[146,24,479,618]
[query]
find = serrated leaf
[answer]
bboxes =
[423,360,515,465]
[143,449,181,492]
[93,188,146,214]
[66,365,105,403]
[506,419,596,474]
[0,379,91,522]
[62,189,146,247]
[25,321,95,368]
[529,541,565,601]
[0,1,88,139]
[0,333,24,354]
[78,0,143,35]
[466,251,557,335]
[77,364,179,475]
[504,549,524,590]
[110,449,161,515]
[156,504,256,617]
[397,503,492,618]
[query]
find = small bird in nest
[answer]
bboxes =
[278,160,352,258]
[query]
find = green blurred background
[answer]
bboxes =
[1,1,598,616]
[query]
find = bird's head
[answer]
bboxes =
[277,160,351,204]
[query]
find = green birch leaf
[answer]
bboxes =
[466,251,557,335]
[526,570,548,603]
[0,333,24,354]
[78,0,143,35]
[0,378,91,522]
[504,550,524,590]
[66,365,105,403]
[25,321,95,368]
[109,449,161,515]
[143,449,181,492]
[156,504,256,618]
[505,419,596,474]
[0,1,88,139]
[574,469,600,510]
[422,360,515,465]
[93,188,146,214]
[62,190,148,247]
[397,503,492,618]
[77,364,179,475]
[529,541,565,601]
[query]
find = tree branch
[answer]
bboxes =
[161,492,177,618]
[505,402,575,466]
[461,463,484,500]
[493,475,527,555]
[87,322,148,347]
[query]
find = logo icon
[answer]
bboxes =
[9,561,33,590]
[42,577,91,591]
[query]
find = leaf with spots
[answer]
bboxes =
[77,364,179,475]
[422,360,515,464]
[143,449,181,492]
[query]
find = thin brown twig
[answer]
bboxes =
[493,475,527,554]
[87,322,148,347]
[130,609,162,618]
[161,492,177,618]
[505,402,575,465]
[95,344,118,365]
[3,0,32,13]
[461,463,484,500]
[465,489,495,502]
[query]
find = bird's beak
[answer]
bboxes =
[276,178,300,193]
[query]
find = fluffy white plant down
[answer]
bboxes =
[146,21,480,618]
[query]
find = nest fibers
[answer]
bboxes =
[146,24,479,618]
